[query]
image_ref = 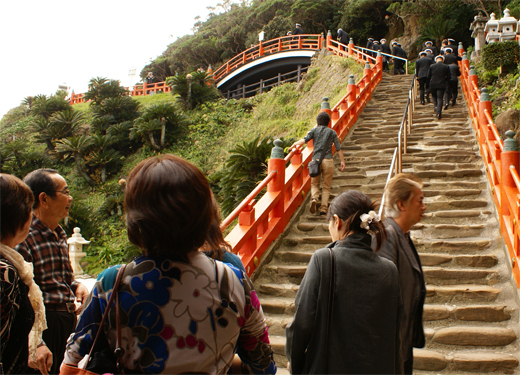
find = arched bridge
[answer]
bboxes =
[213,35,323,96]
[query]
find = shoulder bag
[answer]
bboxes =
[308,129,334,178]
[60,265,127,375]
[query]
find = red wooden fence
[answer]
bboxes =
[459,47,520,288]
[221,38,383,276]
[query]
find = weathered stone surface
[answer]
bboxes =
[272,265,307,277]
[455,255,498,268]
[453,352,519,373]
[300,236,331,244]
[418,238,492,251]
[495,108,520,140]
[416,171,448,178]
[443,189,482,196]
[416,163,456,171]
[423,268,497,284]
[269,335,287,355]
[454,305,511,322]
[433,210,481,218]
[420,253,452,266]
[428,285,500,302]
[296,223,315,231]
[258,283,299,298]
[413,349,448,371]
[423,305,450,320]
[278,251,312,263]
[451,169,483,178]
[433,327,516,346]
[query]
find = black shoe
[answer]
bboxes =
[426,97,431,104]
[444,104,448,110]
[437,113,442,120]
[452,101,456,106]
[319,211,327,216]
[421,100,425,105]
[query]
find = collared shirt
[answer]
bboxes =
[15,216,78,304]
[304,125,341,160]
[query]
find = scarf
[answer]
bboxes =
[0,243,47,362]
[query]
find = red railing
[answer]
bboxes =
[212,34,323,83]
[69,81,172,105]
[459,47,520,289]
[222,37,383,276]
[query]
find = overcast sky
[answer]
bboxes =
[0,0,221,119]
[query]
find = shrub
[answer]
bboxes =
[482,41,520,72]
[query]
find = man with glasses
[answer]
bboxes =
[16,168,88,375]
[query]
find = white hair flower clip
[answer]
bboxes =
[360,210,380,233]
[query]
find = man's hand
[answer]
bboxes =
[28,345,53,375]
[340,161,345,171]
[75,283,89,314]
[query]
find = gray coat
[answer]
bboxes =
[286,233,401,374]
[377,218,426,365]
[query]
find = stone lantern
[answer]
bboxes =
[470,12,488,57]
[67,227,90,276]
[485,13,500,43]
[499,9,517,41]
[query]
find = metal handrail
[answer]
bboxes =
[378,74,417,217]
[360,47,409,74]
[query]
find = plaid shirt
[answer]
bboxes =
[15,216,78,304]
[304,125,341,160]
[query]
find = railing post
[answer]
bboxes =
[327,30,332,49]
[321,97,333,122]
[479,88,492,129]
[501,131,519,220]
[376,52,383,82]
[259,40,264,57]
[278,72,281,86]
[458,42,465,57]
[268,140,285,235]
[297,65,302,82]
[347,75,356,104]
[348,38,355,57]
[260,79,263,94]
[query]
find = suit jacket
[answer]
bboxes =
[338,29,349,45]
[415,57,432,79]
[396,46,407,59]
[428,61,451,89]
[448,63,461,82]
[423,45,438,56]
[287,233,401,375]
[380,43,392,55]
[293,26,304,35]
[377,218,426,364]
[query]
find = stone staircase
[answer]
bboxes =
[254,74,520,374]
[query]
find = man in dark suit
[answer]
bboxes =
[428,55,451,119]
[415,51,432,104]
[447,38,458,56]
[337,28,349,52]
[366,37,374,58]
[393,43,407,75]
[443,48,461,65]
[380,38,392,73]
[445,61,461,107]
[423,41,438,56]
[376,173,426,375]
[293,23,304,35]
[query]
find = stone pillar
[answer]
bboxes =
[67,227,90,276]
[470,12,488,58]
[499,9,518,41]
[327,30,332,49]
[485,13,500,44]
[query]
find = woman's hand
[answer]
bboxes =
[28,345,53,375]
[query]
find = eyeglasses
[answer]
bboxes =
[55,188,71,196]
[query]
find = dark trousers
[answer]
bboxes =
[418,77,429,102]
[394,60,405,75]
[44,311,77,374]
[431,88,446,115]
[383,57,390,72]
[445,80,458,104]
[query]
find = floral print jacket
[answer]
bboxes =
[63,252,276,374]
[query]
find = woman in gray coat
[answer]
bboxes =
[286,191,401,374]
[378,173,427,374]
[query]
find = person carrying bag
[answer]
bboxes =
[290,112,345,215]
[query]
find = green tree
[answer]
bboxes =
[129,118,163,150]
[30,94,70,120]
[86,149,121,183]
[167,71,219,110]
[140,103,186,147]
[290,0,335,34]
[55,135,95,186]
[83,77,128,106]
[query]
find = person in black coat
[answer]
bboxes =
[376,173,426,375]
[293,23,304,35]
[423,41,438,56]
[393,42,407,75]
[445,61,461,106]
[366,37,374,58]
[380,38,392,73]
[287,191,401,375]
[447,38,458,56]
[443,48,461,65]
[372,40,381,60]
[415,51,432,104]
[337,28,349,52]
[428,55,451,119]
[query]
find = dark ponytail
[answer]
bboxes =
[327,190,387,251]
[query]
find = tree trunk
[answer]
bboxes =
[101,166,106,184]
[160,117,166,147]
[74,151,96,186]
[149,133,160,150]
[46,139,55,151]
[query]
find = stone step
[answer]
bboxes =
[415,237,493,254]
[414,349,519,372]
[426,326,516,347]
[423,267,499,285]
[423,304,512,323]
[426,285,501,303]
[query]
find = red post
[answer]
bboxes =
[259,40,264,57]
[348,38,355,57]
[478,88,492,128]
[239,201,256,226]
[347,75,356,104]
[268,140,286,230]
[458,42,465,57]
[326,30,332,49]
[501,131,520,218]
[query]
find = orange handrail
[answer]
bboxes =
[222,37,383,276]
[212,34,323,83]
[459,48,520,289]
[69,81,172,105]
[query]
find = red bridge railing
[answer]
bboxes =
[69,81,172,105]
[459,47,520,289]
[222,37,383,276]
[213,34,323,83]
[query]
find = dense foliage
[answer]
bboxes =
[482,40,520,71]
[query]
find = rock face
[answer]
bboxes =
[495,108,520,142]
[252,74,520,374]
